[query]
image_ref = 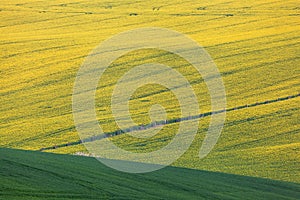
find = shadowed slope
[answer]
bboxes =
[1,148,299,200]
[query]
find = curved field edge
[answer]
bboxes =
[1,148,300,200]
[44,96,300,183]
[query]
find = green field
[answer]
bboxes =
[1,0,299,198]
[1,148,300,199]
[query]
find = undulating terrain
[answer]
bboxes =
[0,0,299,199]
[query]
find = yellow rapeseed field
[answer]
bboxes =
[1,0,299,182]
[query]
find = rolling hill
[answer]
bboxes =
[0,0,299,194]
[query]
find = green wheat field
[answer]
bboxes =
[1,0,299,199]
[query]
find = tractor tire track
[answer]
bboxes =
[40,92,300,151]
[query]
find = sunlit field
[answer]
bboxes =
[1,0,299,187]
